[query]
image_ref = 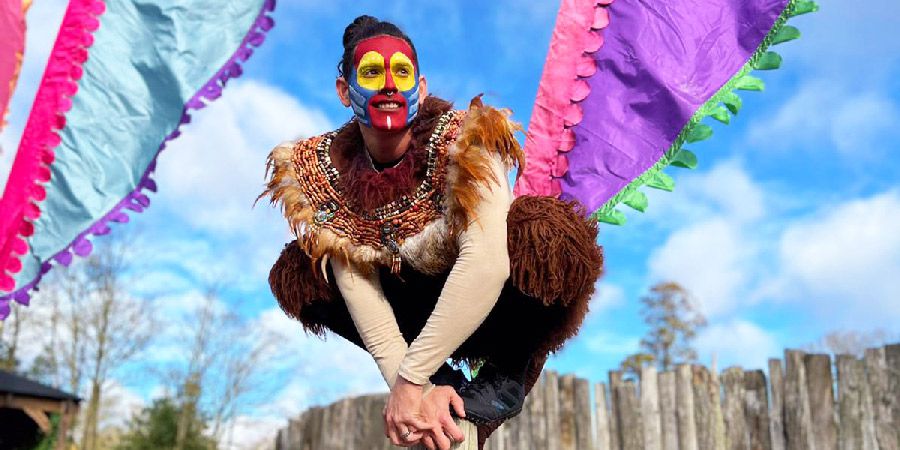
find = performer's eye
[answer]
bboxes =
[361,66,382,77]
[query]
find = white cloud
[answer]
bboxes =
[746,82,900,162]
[154,79,331,236]
[644,161,767,317]
[253,308,386,416]
[695,320,780,370]
[776,190,900,326]
[648,218,756,317]
[584,331,640,356]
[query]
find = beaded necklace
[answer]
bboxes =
[292,110,465,273]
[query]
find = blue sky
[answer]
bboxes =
[2,0,899,446]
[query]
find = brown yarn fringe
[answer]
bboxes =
[507,195,604,306]
[448,96,525,234]
[268,241,333,337]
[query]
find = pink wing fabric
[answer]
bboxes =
[0,0,28,129]
[514,0,612,199]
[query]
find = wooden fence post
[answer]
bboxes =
[609,371,624,450]
[768,359,786,450]
[642,365,663,450]
[886,344,900,449]
[559,375,577,450]
[546,371,562,450]
[677,365,699,450]
[836,354,878,450]
[596,382,612,450]
[617,380,644,450]
[744,369,772,450]
[784,350,814,450]
[693,365,717,450]
[865,347,897,450]
[658,371,679,450]
[575,378,594,450]
[805,353,837,450]
[722,367,749,450]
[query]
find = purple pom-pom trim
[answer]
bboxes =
[0,0,277,319]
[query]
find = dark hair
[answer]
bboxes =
[338,15,418,79]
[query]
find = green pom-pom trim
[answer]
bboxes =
[754,51,783,70]
[670,149,698,169]
[591,0,817,224]
[624,190,649,212]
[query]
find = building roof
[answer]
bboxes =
[0,370,80,402]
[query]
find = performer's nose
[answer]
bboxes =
[383,71,397,93]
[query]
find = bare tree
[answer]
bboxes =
[10,237,156,450]
[621,282,707,376]
[805,329,897,356]
[164,285,278,449]
[0,304,28,371]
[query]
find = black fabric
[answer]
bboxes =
[297,261,574,371]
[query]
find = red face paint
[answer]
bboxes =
[351,36,419,131]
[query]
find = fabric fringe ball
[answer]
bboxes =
[507,195,604,307]
[268,241,332,336]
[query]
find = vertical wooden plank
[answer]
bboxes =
[533,373,548,450]
[609,371,624,450]
[575,378,595,450]
[837,355,869,450]
[642,365,663,450]
[676,365,699,450]
[546,371,562,450]
[805,354,838,450]
[886,344,900,449]
[413,418,479,450]
[658,371,679,450]
[744,370,772,450]
[768,359,786,450]
[559,375,578,450]
[784,350,814,450]
[596,382,612,450]
[617,380,644,450]
[693,366,715,450]
[711,368,727,450]
[518,390,533,449]
[723,367,750,450]
[865,347,896,450]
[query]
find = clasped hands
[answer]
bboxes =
[383,376,466,450]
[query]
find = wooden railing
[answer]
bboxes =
[275,343,900,449]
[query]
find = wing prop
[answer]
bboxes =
[0,0,28,131]
[0,0,276,318]
[516,0,817,225]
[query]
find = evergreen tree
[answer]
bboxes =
[116,398,216,450]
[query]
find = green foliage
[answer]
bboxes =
[621,282,707,377]
[116,398,216,450]
[30,414,60,450]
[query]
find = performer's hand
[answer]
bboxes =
[384,376,436,447]
[419,385,466,450]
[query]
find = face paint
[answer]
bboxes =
[348,35,420,131]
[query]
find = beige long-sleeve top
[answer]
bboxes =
[332,154,512,387]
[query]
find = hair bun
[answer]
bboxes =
[343,15,380,48]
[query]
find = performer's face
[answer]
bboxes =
[348,35,420,131]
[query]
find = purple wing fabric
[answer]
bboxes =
[517,0,816,225]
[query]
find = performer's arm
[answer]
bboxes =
[397,154,512,385]
[331,259,412,388]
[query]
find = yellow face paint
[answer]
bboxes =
[356,51,385,91]
[390,52,416,93]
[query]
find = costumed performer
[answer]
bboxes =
[263,15,603,450]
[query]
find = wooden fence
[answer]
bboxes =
[274,343,900,450]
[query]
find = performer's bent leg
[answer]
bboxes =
[269,242,466,388]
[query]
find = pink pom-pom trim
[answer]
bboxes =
[514,0,614,199]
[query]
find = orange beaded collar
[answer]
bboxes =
[290,110,466,272]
